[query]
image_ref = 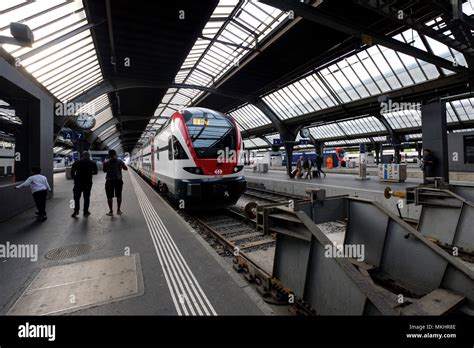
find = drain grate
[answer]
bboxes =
[44,244,92,260]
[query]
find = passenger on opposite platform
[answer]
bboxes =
[295,155,304,179]
[422,148,436,184]
[317,153,326,178]
[304,157,313,179]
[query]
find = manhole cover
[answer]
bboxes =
[44,244,92,260]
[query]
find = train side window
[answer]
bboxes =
[168,138,173,160]
[173,136,189,160]
[156,146,159,161]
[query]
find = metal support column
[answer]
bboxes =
[421,102,449,182]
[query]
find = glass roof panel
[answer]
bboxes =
[339,116,386,135]
[91,106,113,131]
[309,123,345,139]
[262,26,441,121]
[229,103,271,130]
[251,137,269,147]
[453,128,474,133]
[372,136,387,142]
[265,133,280,144]
[450,98,474,121]
[98,124,118,140]
[1,1,104,102]
[144,0,288,142]
[0,99,22,125]
[344,137,371,144]
[383,109,421,129]
[243,139,256,148]
[405,133,423,139]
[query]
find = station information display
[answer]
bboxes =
[464,135,474,164]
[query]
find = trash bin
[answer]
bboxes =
[65,166,73,180]
[258,163,269,173]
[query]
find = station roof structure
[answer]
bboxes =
[2,0,474,154]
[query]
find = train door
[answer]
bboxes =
[151,140,155,172]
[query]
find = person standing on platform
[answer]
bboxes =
[317,153,326,178]
[71,151,98,218]
[103,149,128,216]
[314,153,320,178]
[304,157,313,179]
[296,155,304,179]
[422,148,436,184]
[15,166,51,222]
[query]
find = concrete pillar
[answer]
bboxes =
[415,141,422,160]
[281,130,297,176]
[0,57,54,221]
[394,145,401,164]
[374,143,380,165]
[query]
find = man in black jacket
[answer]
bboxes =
[317,153,326,178]
[103,149,128,216]
[71,151,98,218]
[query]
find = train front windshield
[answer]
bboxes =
[183,110,237,159]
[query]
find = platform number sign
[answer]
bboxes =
[62,130,83,140]
[63,131,73,140]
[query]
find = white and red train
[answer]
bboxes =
[130,107,246,208]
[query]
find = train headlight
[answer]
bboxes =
[233,165,244,173]
[184,167,203,175]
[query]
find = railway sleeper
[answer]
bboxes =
[220,227,255,236]
[208,222,243,229]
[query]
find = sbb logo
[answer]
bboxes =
[214,169,223,175]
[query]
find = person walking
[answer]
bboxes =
[317,153,326,178]
[103,149,128,216]
[314,153,321,178]
[71,151,98,218]
[305,157,313,179]
[15,166,51,222]
[295,155,304,179]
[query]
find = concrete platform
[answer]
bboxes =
[0,170,269,315]
[265,164,474,182]
[244,169,425,219]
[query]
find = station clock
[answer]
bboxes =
[75,113,96,130]
[300,128,310,138]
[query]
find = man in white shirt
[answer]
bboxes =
[16,166,52,222]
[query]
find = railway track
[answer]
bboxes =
[196,211,275,253]
[189,186,315,313]
[243,185,304,204]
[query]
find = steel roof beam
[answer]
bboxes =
[354,0,474,59]
[260,0,470,73]
[70,78,248,105]
[241,72,472,138]
[86,117,119,144]
[18,20,106,61]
